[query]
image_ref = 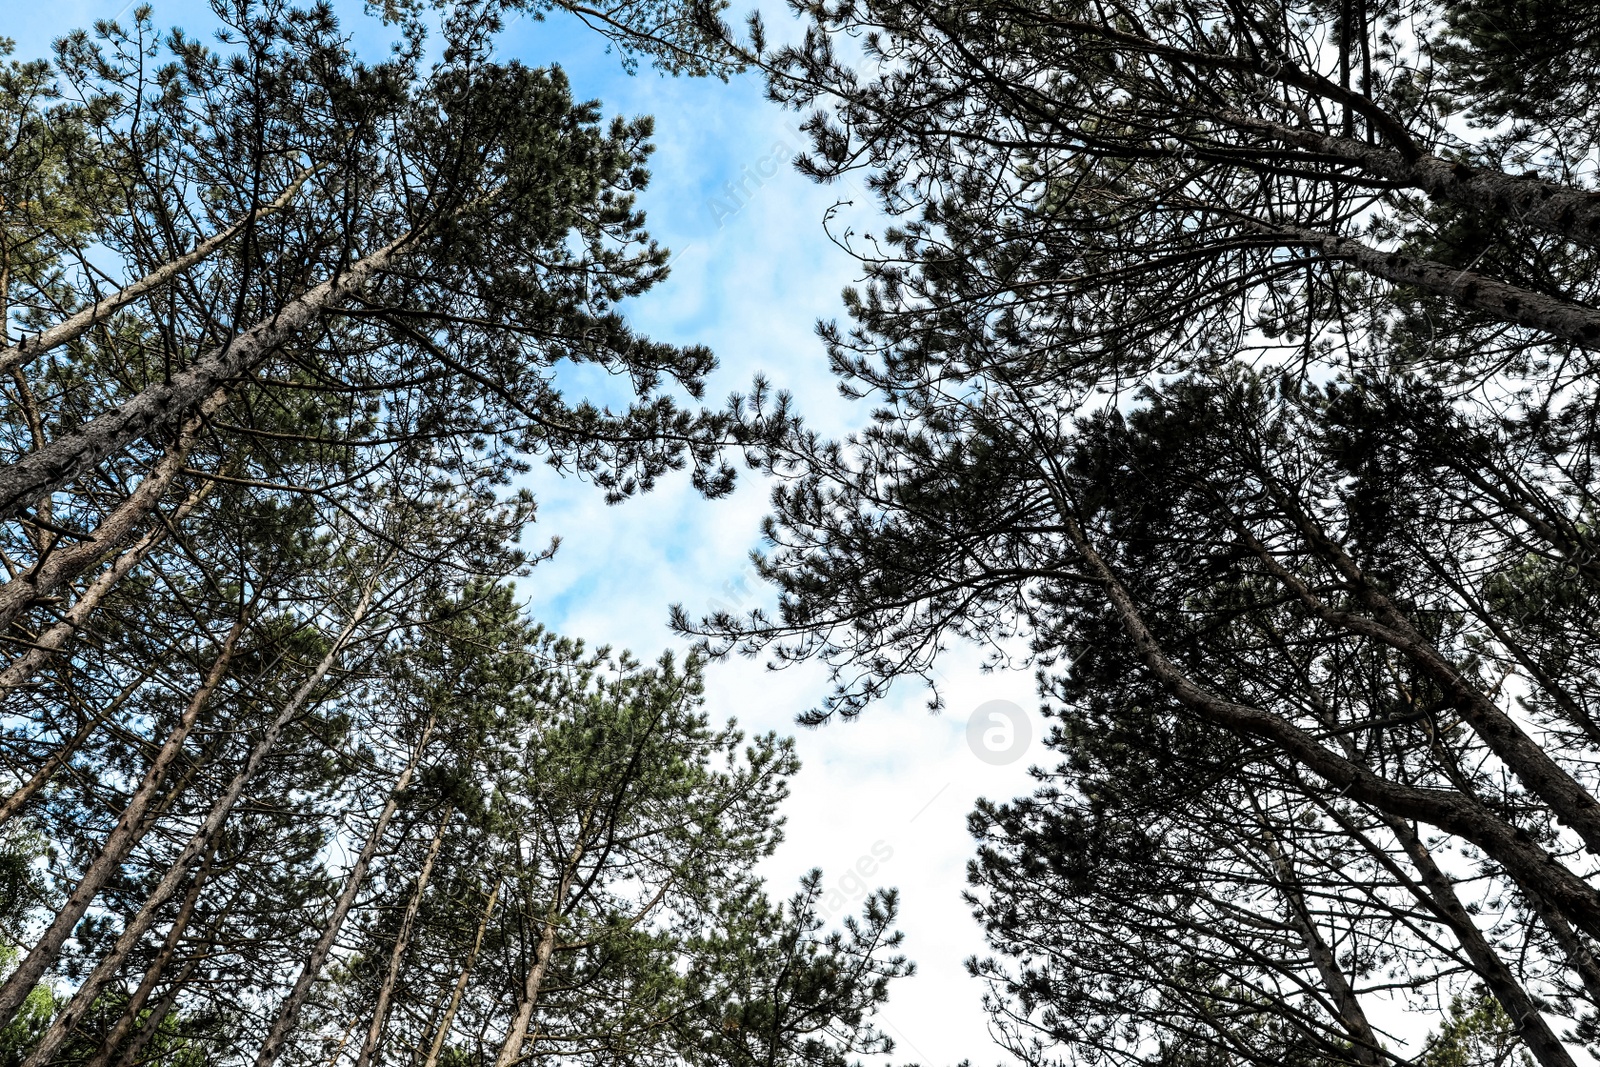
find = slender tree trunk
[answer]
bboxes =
[1390,820,1578,1067]
[492,912,561,1067]
[0,665,156,828]
[0,475,216,699]
[492,839,586,1067]
[78,834,224,1067]
[1241,490,1600,859]
[253,714,439,1067]
[421,877,501,1067]
[0,233,410,521]
[0,388,226,634]
[1525,889,1600,1010]
[0,611,247,1024]
[1305,696,1581,1067]
[110,960,193,1067]
[107,900,236,1067]
[354,804,453,1067]
[1228,116,1600,249]
[0,164,323,378]
[17,580,381,1061]
[324,1016,361,1067]
[1255,815,1382,1066]
[1266,223,1600,349]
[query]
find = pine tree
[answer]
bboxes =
[684,0,1600,1059]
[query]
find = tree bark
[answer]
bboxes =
[1389,820,1578,1067]
[1228,116,1600,249]
[354,804,453,1067]
[0,232,410,522]
[0,388,226,634]
[0,610,247,1025]
[252,714,439,1067]
[492,911,562,1067]
[0,474,217,699]
[107,900,238,1067]
[1265,223,1600,349]
[1302,702,1581,1067]
[1255,817,1383,1066]
[1061,513,1600,941]
[1032,19,1600,249]
[0,164,323,379]
[1235,512,1600,860]
[16,579,380,1061]
[421,877,501,1067]
[491,838,586,1067]
[76,834,224,1067]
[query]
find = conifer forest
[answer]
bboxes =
[3,0,1600,1062]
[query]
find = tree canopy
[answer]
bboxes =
[0,2,911,1063]
[676,0,1600,1061]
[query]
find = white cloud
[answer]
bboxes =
[505,23,1040,1061]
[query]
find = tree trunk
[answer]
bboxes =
[492,838,586,1067]
[109,962,192,1067]
[0,387,226,634]
[1389,819,1578,1067]
[76,834,224,1067]
[252,714,438,1067]
[1237,509,1600,861]
[354,804,453,1067]
[1255,815,1383,1066]
[0,610,247,1025]
[1235,117,1600,249]
[0,164,322,378]
[16,579,380,1061]
[107,900,235,1067]
[0,233,410,521]
[421,877,501,1067]
[1304,703,1581,1067]
[0,474,216,698]
[1267,223,1600,349]
[492,913,561,1067]
[1061,512,1600,940]
[0,664,157,828]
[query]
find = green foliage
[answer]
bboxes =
[1420,992,1532,1067]
[0,3,909,1064]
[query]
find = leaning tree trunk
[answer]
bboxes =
[0,164,323,379]
[491,840,586,1067]
[421,877,501,1067]
[0,387,226,634]
[1392,818,1578,1067]
[79,833,225,1067]
[1239,485,1600,861]
[0,232,410,521]
[16,579,381,1063]
[1057,509,1600,941]
[252,714,439,1067]
[1306,702,1581,1067]
[1265,223,1600,350]
[492,912,562,1067]
[354,804,454,1067]
[1255,813,1383,1067]
[0,610,248,1024]
[0,663,159,828]
[0,473,217,699]
[108,898,238,1067]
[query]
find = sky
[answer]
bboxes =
[6,4,1044,1062]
